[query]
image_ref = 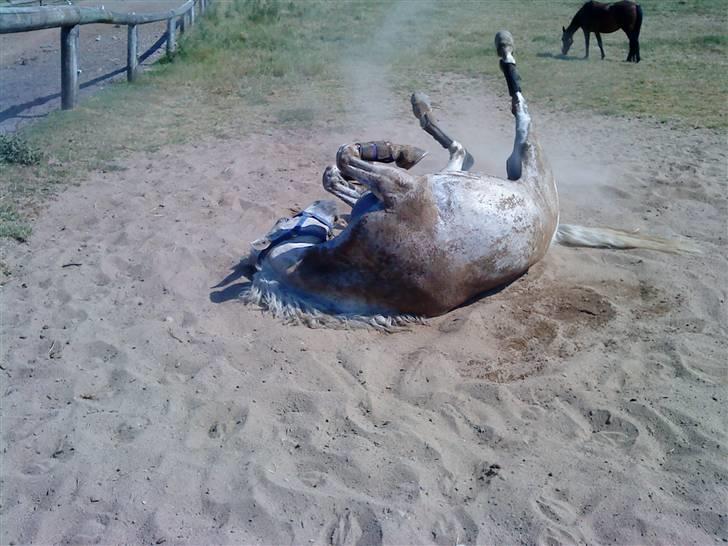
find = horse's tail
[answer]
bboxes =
[553,224,700,254]
[634,3,643,34]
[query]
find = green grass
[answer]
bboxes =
[409,0,727,127]
[0,134,42,165]
[1,0,725,241]
[0,205,31,242]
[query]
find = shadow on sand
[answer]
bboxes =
[209,259,255,304]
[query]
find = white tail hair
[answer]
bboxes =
[554,224,701,254]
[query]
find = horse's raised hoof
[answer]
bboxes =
[411,92,432,123]
[355,141,428,170]
[495,30,516,64]
[393,144,428,170]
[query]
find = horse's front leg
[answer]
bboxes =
[323,141,425,208]
[322,166,363,208]
[595,32,605,59]
[336,144,417,209]
[583,29,590,58]
[411,92,474,172]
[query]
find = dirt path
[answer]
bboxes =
[0,1,182,133]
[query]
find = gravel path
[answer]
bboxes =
[0,1,184,133]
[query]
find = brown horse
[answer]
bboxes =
[561,1,643,62]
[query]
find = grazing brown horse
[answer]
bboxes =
[561,0,643,62]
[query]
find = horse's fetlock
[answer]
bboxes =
[448,140,464,155]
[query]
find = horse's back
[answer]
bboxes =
[581,0,639,32]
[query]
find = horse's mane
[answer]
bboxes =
[242,271,425,332]
[566,2,589,33]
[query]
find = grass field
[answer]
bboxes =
[0,0,725,242]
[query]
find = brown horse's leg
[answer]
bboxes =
[336,144,417,209]
[583,28,590,59]
[628,33,641,63]
[595,32,605,59]
[625,31,636,62]
[633,4,643,63]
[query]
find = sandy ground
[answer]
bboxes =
[1,76,727,544]
[0,1,183,133]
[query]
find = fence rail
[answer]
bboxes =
[2,1,72,7]
[0,0,210,110]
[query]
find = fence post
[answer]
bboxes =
[179,11,186,33]
[127,24,138,81]
[60,24,79,110]
[166,16,176,57]
[200,0,206,15]
[190,3,196,27]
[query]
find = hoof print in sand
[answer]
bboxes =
[534,491,585,546]
[328,507,383,546]
[431,508,479,546]
[585,408,639,449]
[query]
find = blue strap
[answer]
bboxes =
[256,211,332,265]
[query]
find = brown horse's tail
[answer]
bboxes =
[553,224,700,254]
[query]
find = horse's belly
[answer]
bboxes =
[429,173,552,280]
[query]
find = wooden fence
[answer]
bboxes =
[0,0,211,110]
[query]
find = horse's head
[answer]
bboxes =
[251,200,337,269]
[561,26,573,56]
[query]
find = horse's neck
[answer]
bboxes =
[566,9,583,34]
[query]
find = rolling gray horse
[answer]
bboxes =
[246,31,691,329]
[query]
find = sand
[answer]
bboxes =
[1,81,726,544]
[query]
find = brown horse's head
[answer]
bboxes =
[561,26,574,56]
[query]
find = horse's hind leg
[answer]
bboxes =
[411,92,474,171]
[628,33,640,62]
[496,31,531,181]
[443,141,468,172]
[506,95,531,181]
